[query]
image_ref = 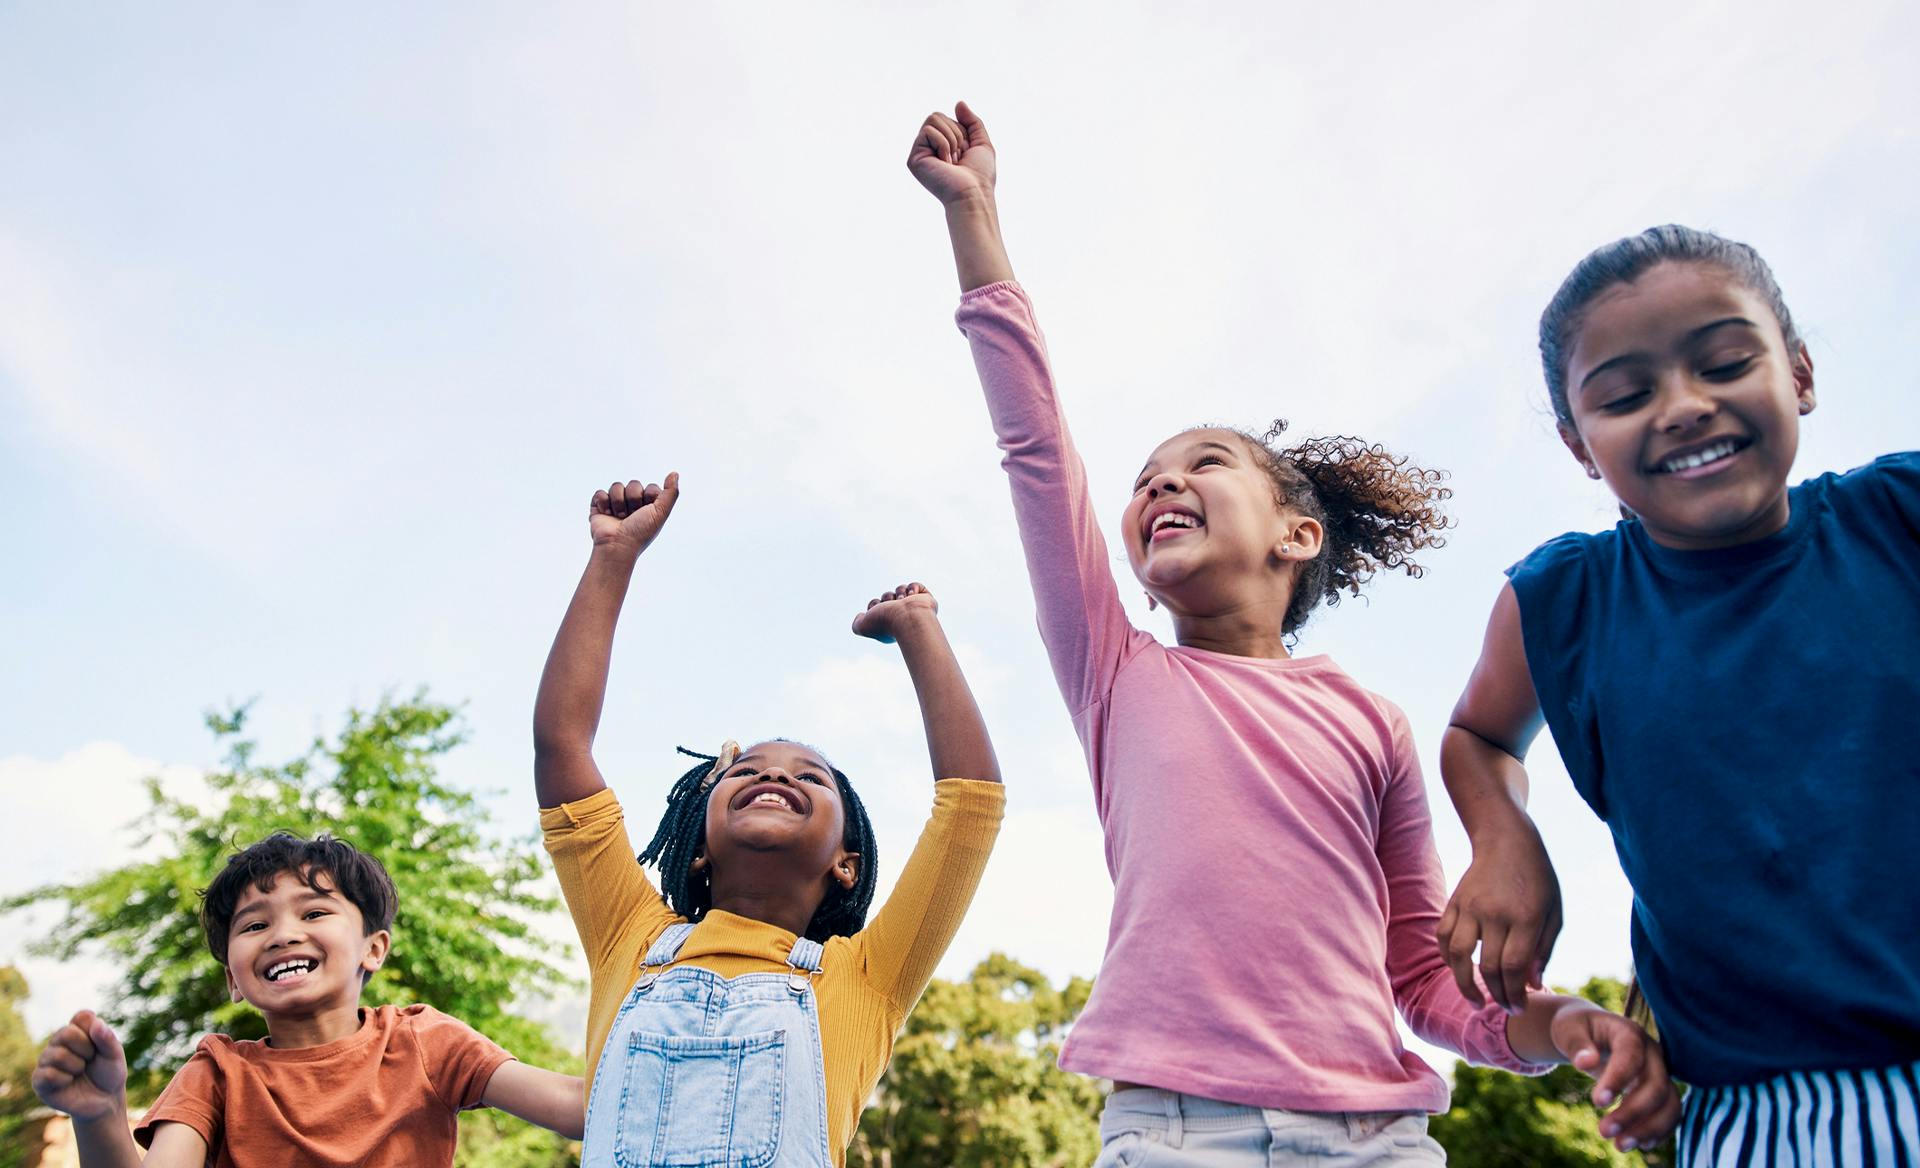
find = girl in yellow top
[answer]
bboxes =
[532,473,1005,1168]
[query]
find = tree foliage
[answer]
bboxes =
[0,966,37,1168]
[851,953,1101,1168]
[1431,976,1675,1168]
[1,695,580,1166]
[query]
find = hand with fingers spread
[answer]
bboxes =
[851,582,940,644]
[590,474,681,558]
[1437,823,1563,1014]
[33,1010,129,1121]
[1550,1002,1683,1153]
[907,102,996,207]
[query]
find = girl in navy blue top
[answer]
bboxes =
[1435,225,1920,1166]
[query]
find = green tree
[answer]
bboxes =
[1431,976,1676,1168]
[0,966,37,1168]
[851,952,1101,1168]
[2,695,581,1167]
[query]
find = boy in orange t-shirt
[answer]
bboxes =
[31,833,583,1167]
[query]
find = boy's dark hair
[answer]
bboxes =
[640,745,878,943]
[1229,420,1453,637]
[1539,224,1803,429]
[200,832,399,980]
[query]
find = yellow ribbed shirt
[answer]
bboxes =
[541,779,1004,1164]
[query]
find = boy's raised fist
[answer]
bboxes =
[908,102,996,205]
[32,1010,128,1121]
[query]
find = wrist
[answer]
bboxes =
[587,539,644,569]
[942,185,997,211]
[1464,800,1543,851]
[886,608,945,642]
[71,1096,130,1128]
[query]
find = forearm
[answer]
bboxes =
[944,194,1016,293]
[893,613,1002,784]
[532,546,639,799]
[72,1108,143,1168]
[482,1062,586,1140]
[1440,724,1539,848]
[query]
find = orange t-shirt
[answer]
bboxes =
[134,1003,512,1167]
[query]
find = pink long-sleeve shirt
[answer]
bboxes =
[957,281,1544,1112]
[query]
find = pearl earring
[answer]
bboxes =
[1586,464,1602,479]
[1281,543,1292,554]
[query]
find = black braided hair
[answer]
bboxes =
[638,744,878,943]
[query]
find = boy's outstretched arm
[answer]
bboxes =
[480,1062,586,1139]
[532,475,681,808]
[909,102,1017,294]
[852,583,1001,784]
[1437,582,1562,1013]
[33,1011,208,1168]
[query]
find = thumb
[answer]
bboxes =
[88,1017,125,1064]
[653,472,682,517]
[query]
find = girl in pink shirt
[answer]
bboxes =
[908,103,1678,1165]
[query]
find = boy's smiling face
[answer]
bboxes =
[223,867,390,1017]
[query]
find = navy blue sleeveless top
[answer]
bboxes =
[1507,453,1920,1086]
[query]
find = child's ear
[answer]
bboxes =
[831,852,861,891]
[1275,515,1324,563]
[1792,342,1817,416]
[689,850,710,877]
[1558,424,1601,480]
[360,929,392,974]
[226,966,245,1005]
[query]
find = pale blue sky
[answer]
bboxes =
[4,2,1917,1074]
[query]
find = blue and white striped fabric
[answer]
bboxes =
[1679,1061,1920,1166]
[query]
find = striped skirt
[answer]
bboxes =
[1679,1060,1920,1166]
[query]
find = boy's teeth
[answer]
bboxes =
[267,959,314,982]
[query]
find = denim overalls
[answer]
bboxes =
[582,922,834,1168]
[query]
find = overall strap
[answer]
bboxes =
[786,935,825,974]
[642,921,697,967]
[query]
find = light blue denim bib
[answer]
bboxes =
[582,921,833,1168]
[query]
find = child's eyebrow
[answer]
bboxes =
[1135,440,1238,481]
[1579,317,1762,390]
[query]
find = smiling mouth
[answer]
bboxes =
[264,958,316,984]
[1146,509,1204,543]
[732,784,805,814]
[1653,437,1749,475]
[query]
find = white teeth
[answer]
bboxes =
[1151,512,1199,533]
[1662,440,1739,473]
[266,959,314,982]
[750,792,791,809]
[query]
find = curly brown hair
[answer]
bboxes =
[1224,421,1453,636]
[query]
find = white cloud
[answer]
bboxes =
[0,744,206,1036]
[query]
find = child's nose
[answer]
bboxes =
[1656,376,1719,431]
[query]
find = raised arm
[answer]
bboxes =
[908,102,1015,293]
[1435,582,1562,1013]
[532,475,680,808]
[851,583,1001,784]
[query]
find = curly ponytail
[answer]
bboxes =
[1234,420,1453,636]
